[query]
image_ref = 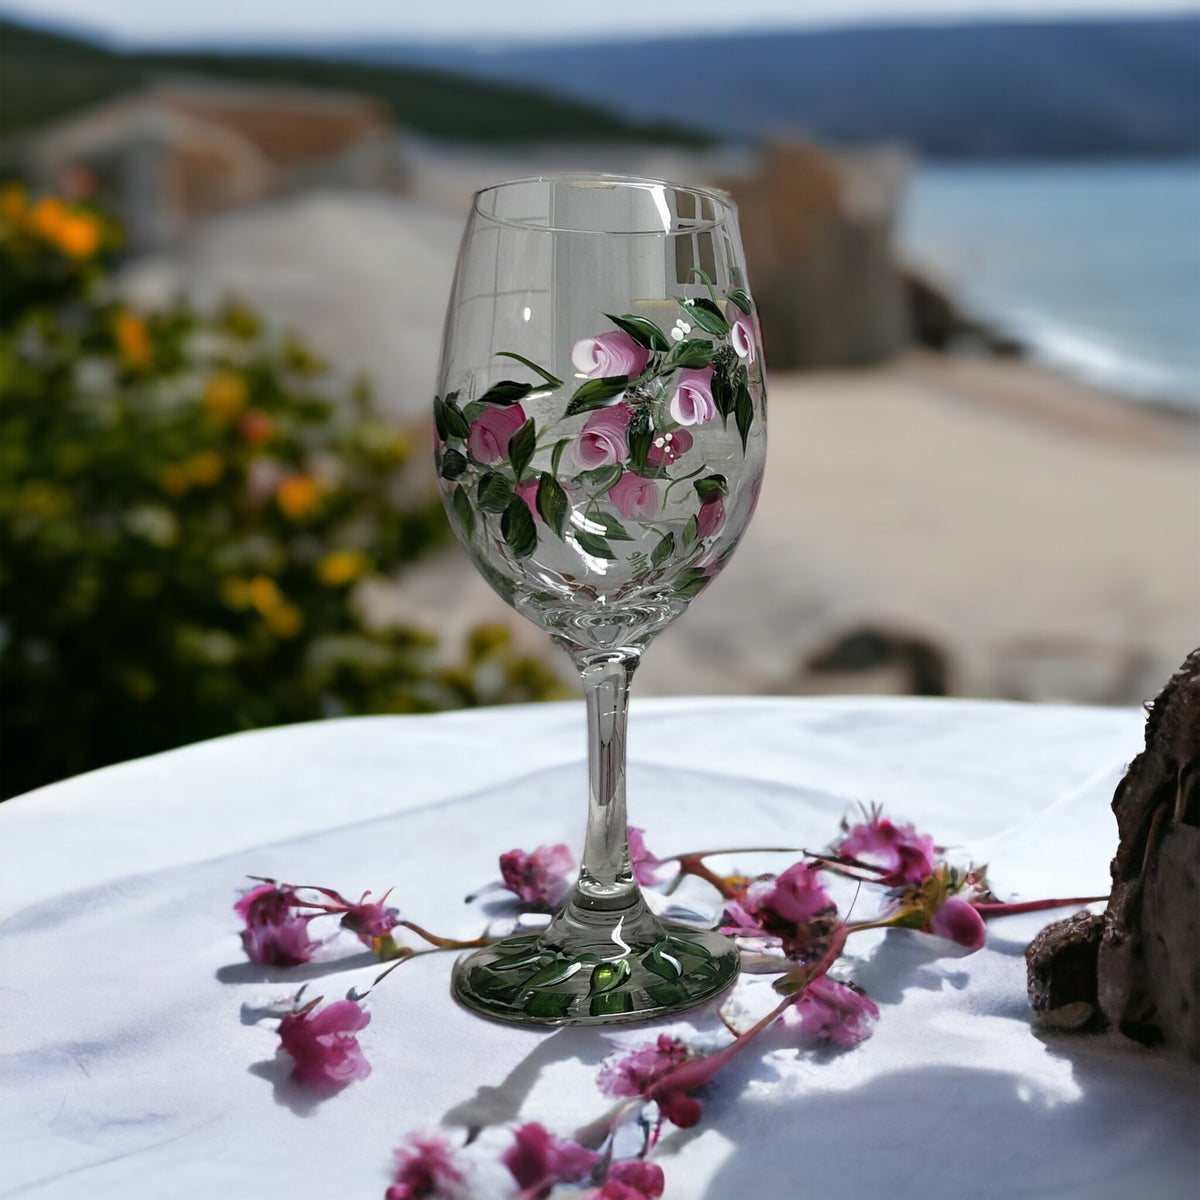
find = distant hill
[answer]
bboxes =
[0,18,711,145]
[329,16,1200,159]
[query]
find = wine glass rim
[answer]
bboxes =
[471,172,735,236]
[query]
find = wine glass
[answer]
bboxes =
[434,174,767,1025]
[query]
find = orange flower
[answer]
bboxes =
[55,211,100,259]
[114,311,150,368]
[0,183,26,224]
[238,410,274,445]
[275,474,320,521]
[28,196,67,242]
[202,372,248,423]
[184,450,224,487]
[317,551,368,587]
[265,603,303,638]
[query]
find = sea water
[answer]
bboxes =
[899,159,1200,412]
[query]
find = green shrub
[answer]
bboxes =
[0,185,564,798]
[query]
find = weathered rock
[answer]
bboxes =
[1026,648,1200,1057]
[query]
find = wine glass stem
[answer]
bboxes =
[572,649,642,915]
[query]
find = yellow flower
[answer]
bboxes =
[247,575,282,616]
[317,551,368,587]
[114,311,150,368]
[265,603,303,638]
[160,464,190,496]
[0,183,26,224]
[184,450,224,487]
[202,372,248,423]
[275,474,321,521]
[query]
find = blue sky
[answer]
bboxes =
[5,0,1196,44]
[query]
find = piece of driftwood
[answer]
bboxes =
[1027,648,1200,1057]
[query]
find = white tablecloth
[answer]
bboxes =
[1,697,1196,1199]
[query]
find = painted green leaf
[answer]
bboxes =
[679,296,729,336]
[536,471,568,537]
[439,448,468,480]
[502,497,538,558]
[451,483,475,537]
[524,991,573,1019]
[712,362,734,423]
[432,395,448,441]
[572,529,616,560]
[604,312,670,352]
[507,417,537,479]
[645,981,690,1008]
[590,990,635,1018]
[462,400,486,424]
[682,514,698,547]
[694,474,728,502]
[477,471,513,513]
[491,948,548,972]
[666,339,714,370]
[727,288,753,315]
[734,380,754,451]
[644,942,684,981]
[627,407,654,474]
[496,350,563,390]
[442,399,470,441]
[667,934,713,961]
[650,531,675,568]
[687,265,717,291]
[578,464,622,492]
[588,957,632,995]
[523,957,584,988]
[479,380,534,407]
[676,568,710,600]
[550,437,571,477]
[591,511,634,542]
[564,375,630,418]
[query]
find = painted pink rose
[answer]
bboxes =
[696,493,725,540]
[572,331,651,380]
[573,403,632,469]
[386,1134,466,1200]
[277,998,371,1091]
[503,1123,600,1200]
[514,477,540,520]
[597,1161,666,1200]
[608,473,659,520]
[927,895,987,952]
[645,427,692,468]
[668,367,717,426]
[730,311,757,363]
[837,812,937,887]
[783,975,880,1048]
[499,843,575,910]
[467,403,526,465]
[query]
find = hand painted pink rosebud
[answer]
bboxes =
[572,331,651,380]
[499,843,576,910]
[503,1123,600,1200]
[386,1133,467,1200]
[597,1033,693,1099]
[573,403,632,469]
[783,975,880,1048]
[730,311,757,363]
[277,998,371,1091]
[467,403,526,465]
[695,493,725,540]
[927,895,987,952]
[668,367,717,426]
[235,882,321,966]
[608,472,659,520]
[597,1160,666,1200]
[837,811,937,887]
[645,427,692,468]
[514,476,540,520]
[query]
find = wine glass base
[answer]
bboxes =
[451,923,740,1027]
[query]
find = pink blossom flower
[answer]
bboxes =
[502,1123,600,1200]
[927,895,987,952]
[607,473,659,520]
[730,311,757,363]
[467,403,526,465]
[572,331,651,380]
[722,861,837,958]
[837,811,937,886]
[626,826,663,886]
[573,404,632,470]
[597,1034,693,1099]
[514,477,541,520]
[695,493,725,540]
[668,367,716,426]
[595,1161,665,1200]
[235,882,321,966]
[783,975,880,1048]
[644,427,692,468]
[338,891,400,949]
[277,998,371,1091]
[499,843,575,910]
[386,1134,466,1200]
